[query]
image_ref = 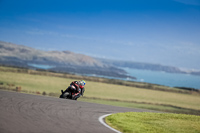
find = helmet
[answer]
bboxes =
[80,80,86,86]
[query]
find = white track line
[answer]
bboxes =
[98,114,122,133]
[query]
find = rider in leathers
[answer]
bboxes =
[70,80,85,100]
[62,80,86,100]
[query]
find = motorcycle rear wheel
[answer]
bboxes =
[60,92,70,99]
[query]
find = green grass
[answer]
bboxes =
[84,81,200,111]
[106,112,200,133]
[1,66,197,94]
[0,67,200,115]
[0,71,70,93]
[80,98,200,115]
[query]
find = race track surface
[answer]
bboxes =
[0,90,154,133]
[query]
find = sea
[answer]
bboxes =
[27,63,200,90]
[121,67,200,90]
[28,63,55,69]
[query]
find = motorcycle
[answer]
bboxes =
[59,85,81,100]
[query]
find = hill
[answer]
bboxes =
[0,41,104,67]
[96,58,200,76]
[0,41,135,79]
[1,41,199,78]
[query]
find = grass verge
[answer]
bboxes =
[80,97,200,115]
[0,66,200,115]
[1,65,199,94]
[105,112,200,133]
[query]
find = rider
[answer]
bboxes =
[62,80,86,100]
[70,80,86,100]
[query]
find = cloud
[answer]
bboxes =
[174,0,200,6]
[26,29,58,36]
[61,34,95,41]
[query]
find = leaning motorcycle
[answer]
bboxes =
[59,85,80,100]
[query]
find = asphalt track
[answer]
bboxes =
[0,90,155,133]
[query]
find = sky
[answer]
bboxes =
[0,0,200,70]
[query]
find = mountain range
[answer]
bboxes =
[0,41,135,79]
[0,41,199,78]
[96,58,200,76]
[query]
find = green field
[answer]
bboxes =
[106,112,200,133]
[0,66,200,115]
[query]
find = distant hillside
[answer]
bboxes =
[1,41,199,78]
[0,41,104,67]
[97,58,182,73]
[0,41,136,79]
[96,58,200,76]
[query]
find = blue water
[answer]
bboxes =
[28,63,55,69]
[122,67,200,89]
[27,63,200,89]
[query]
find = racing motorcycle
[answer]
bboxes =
[59,84,80,100]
